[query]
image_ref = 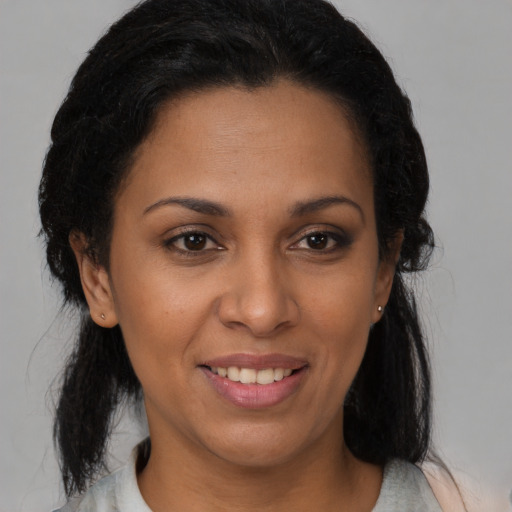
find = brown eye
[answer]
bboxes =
[306,233,329,250]
[292,229,352,253]
[165,231,220,253]
[183,233,207,250]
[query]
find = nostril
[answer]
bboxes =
[216,279,300,336]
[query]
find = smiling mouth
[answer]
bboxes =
[204,366,296,385]
[200,360,307,408]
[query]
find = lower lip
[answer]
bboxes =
[200,367,307,409]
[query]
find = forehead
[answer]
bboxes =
[119,80,372,215]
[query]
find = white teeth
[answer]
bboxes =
[227,366,240,381]
[239,368,257,384]
[256,368,275,385]
[210,366,296,384]
[274,368,284,381]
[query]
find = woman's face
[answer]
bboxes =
[82,81,396,468]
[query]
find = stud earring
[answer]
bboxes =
[377,305,383,313]
[100,313,106,320]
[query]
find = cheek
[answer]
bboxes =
[302,269,375,391]
[304,266,376,335]
[110,262,212,374]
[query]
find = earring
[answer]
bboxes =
[377,305,383,313]
[100,313,106,320]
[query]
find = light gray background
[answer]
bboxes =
[1,1,511,511]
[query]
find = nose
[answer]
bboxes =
[217,253,300,337]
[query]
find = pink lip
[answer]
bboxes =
[199,353,309,409]
[201,353,308,370]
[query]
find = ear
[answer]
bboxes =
[372,231,403,324]
[69,231,118,328]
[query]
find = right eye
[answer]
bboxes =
[165,231,220,253]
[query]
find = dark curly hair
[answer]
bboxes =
[39,0,435,497]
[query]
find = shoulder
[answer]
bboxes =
[422,462,468,512]
[53,452,152,512]
[53,468,124,512]
[373,459,444,512]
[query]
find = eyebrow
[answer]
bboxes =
[143,197,231,216]
[143,194,364,222]
[290,195,365,222]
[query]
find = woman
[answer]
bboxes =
[39,0,453,510]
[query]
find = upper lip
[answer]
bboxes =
[201,353,308,370]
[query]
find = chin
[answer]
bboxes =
[201,423,316,469]
[215,444,301,470]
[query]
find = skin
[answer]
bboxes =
[72,80,400,512]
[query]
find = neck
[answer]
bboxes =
[137,426,382,512]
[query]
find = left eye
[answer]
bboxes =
[295,232,343,251]
[167,232,218,252]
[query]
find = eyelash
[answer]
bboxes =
[292,230,352,253]
[163,228,351,257]
[163,230,222,255]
